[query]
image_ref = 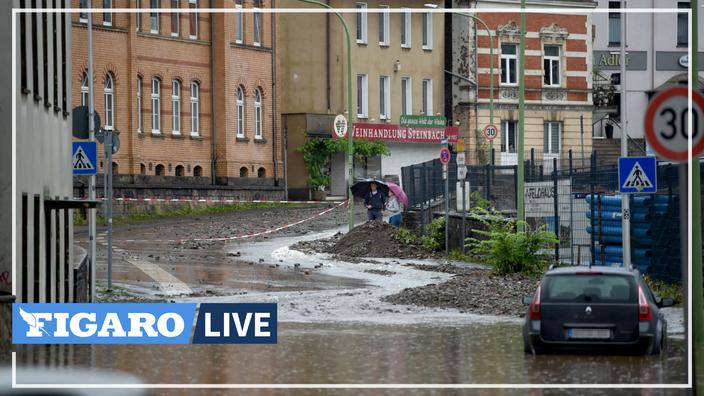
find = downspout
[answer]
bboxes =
[272,0,279,185]
[326,0,331,112]
[473,1,479,163]
[210,6,217,185]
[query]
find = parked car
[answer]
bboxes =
[522,266,673,355]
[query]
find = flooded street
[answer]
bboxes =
[16,205,685,393]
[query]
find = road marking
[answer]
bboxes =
[125,257,193,296]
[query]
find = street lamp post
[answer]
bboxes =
[297,0,355,231]
[517,0,527,231]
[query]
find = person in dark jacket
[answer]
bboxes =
[364,182,385,221]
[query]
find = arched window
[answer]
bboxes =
[81,72,89,106]
[190,82,200,136]
[257,167,266,178]
[172,79,181,134]
[236,86,245,138]
[254,88,262,139]
[137,76,143,132]
[140,163,146,175]
[240,167,248,178]
[104,73,115,130]
[175,165,184,177]
[193,165,202,177]
[155,164,165,176]
[151,78,161,133]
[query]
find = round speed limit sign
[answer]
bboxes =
[483,124,499,141]
[644,87,704,162]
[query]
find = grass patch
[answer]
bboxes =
[74,202,294,226]
[643,276,683,306]
[448,249,473,262]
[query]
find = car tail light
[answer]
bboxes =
[529,285,541,321]
[638,285,652,321]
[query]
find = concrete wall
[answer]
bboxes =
[15,3,75,302]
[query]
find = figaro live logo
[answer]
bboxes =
[12,303,277,344]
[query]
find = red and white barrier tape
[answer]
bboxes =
[109,200,348,244]
[82,197,338,205]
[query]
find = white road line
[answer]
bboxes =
[125,257,193,296]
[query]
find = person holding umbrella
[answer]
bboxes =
[363,181,386,221]
[385,182,408,227]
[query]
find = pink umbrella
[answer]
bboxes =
[386,182,409,207]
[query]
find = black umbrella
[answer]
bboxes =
[350,179,390,200]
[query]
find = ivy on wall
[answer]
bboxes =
[297,138,389,191]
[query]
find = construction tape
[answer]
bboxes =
[81,197,339,205]
[106,200,348,244]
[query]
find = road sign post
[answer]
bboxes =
[440,143,451,255]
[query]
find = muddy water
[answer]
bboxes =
[14,322,687,391]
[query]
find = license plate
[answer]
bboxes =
[567,328,611,339]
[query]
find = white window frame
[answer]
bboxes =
[235,0,243,43]
[356,74,368,118]
[190,82,200,136]
[379,75,390,120]
[80,72,89,106]
[379,5,389,47]
[189,0,198,39]
[79,0,88,23]
[236,87,245,138]
[422,12,432,50]
[254,88,263,139]
[150,0,159,34]
[170,0,180,37]
[103,0,112,26]
[401,8,411,48]
[501,120,517,153]
[401,77,412,115]
[171,79,181,135]
[137,76,142,132]
[543,45,561,87]
[151,78,161,134]
[253,0,262,46]
[135,0,141,31]
[500,44,518,86]
[356,3,367,44]
[104,74,114,130]
[422,78,432,116]
[544,121,561,155]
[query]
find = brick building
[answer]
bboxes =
[450,0,596,169]
[72,0,283,195]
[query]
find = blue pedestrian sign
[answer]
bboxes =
[72,141,97,175]
[618,157,657,194]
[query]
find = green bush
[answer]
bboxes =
[643,275,683,305]
[469,191,491,213]
[421,217,446,252]
[394,227,418,245]
[465,214,558,276]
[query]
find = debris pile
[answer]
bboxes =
[325,221,432,259]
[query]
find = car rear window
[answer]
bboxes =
[543,274,637,303]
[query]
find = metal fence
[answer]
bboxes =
[401,150,694,283]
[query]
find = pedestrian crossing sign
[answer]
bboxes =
[618,156,657,194]
[72,141,97,175]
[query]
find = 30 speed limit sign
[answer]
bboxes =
[644,87,704,162]
[483,124,499,141]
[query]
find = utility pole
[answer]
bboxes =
[620,0,631,269]
[87,1,97,302]
[517,0,526,230]
[690,0,702,391]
